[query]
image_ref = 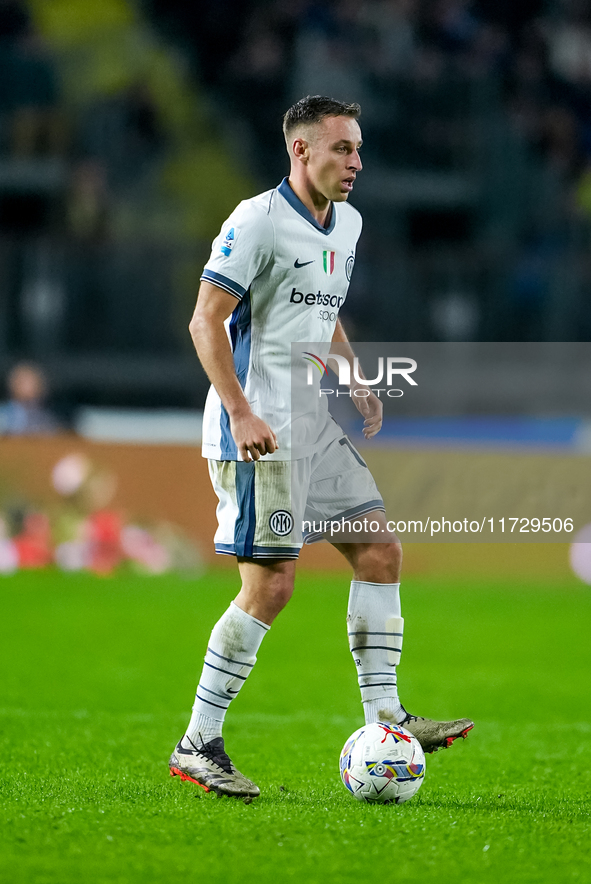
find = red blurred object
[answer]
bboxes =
[13,512,53,568]
[86,510,123,575]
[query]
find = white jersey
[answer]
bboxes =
[200,177,362,461]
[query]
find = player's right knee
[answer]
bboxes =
[267,580,293,611]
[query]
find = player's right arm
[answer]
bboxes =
[189,281,277,462]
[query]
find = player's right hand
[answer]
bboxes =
[230,413,278,462]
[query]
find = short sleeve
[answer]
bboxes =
[201,200,274,300]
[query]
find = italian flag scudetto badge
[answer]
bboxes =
[323,250,335,275]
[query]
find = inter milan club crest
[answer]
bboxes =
[345,254,355,281]
[323,249,335,275]
[269,510,294,536]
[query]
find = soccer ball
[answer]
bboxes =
[339,721,426,804]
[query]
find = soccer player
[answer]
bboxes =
[169,96,473,799]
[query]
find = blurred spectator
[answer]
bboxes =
[293,32,369,114]
[223,4,298,181]
[420,0,480,57]
[508,233,553,341]
[292,4,381,130]
[79,80,164,189]
[473,0,544,44]
[0,20,67,158]
[0,0,30,43]
[360,0,418,77]
[226,15,288,179]
[62,160,112,352]
[119,81,164,172]
[145,0,248,87]
[506,28,550,140]
[464,22,509,76]
[545,3,591,88]
[65,159,111,242]
[0,362,61,435]
[539,105,580,177]
[12,511,52,568]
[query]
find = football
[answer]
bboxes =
[339,721,426,804]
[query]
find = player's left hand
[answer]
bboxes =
[353,388,383,439]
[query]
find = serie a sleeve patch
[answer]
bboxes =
[220,226,240,256]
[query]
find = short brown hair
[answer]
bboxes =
[283,95,361,140]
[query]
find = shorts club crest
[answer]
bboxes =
[269,510,294,536]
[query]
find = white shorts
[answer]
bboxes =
[209,428,384,559]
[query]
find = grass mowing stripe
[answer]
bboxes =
[0,569,590,883]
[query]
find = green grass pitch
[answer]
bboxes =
[1,566,590,884]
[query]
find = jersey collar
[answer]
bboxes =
[277,177,336,235]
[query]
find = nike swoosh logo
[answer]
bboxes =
[177,743,199,756]
[294,259,314,268]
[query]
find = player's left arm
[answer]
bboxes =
[331,318,383,439]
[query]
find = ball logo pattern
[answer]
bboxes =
[339,722,426,804]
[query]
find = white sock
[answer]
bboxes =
[347,580,405,726]
[186,601,270,746]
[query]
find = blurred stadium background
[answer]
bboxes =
[1,0,591,579]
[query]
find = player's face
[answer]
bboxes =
[306,116,362,203]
